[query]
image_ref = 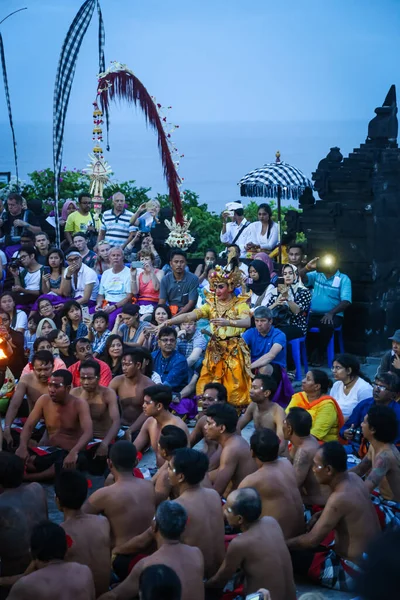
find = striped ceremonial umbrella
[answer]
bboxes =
[238,151,313,261]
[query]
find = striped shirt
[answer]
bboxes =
[100,209,135,247]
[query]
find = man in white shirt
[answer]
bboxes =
[220,201,250,258]
[95,247,133,327]
[60,247,99,305]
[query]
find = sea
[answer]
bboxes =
[0,118,367,213]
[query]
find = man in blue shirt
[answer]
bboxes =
[340,372,400,453]
[302,255,352,366]
[152,326,188,394]
[242,306,287,379]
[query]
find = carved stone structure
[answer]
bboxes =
[297,86,400,355]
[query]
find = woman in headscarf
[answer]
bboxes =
[247,259,274,308]
[60,200,77,246]
[253,252,278,284]
[266,263,311,340]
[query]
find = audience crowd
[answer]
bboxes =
[0,191,398,600]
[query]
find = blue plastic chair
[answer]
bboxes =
[289,337,309,381]
[309,325,345,368]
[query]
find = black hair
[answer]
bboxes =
[310,369,332,395]
[32,350,54,366]
[55,470,88,510]
[46,329,63,345]
[203,248,217,260]
[158,326,177,340]
[47,247,65,275]
[155,501,187,540]
[7,192,23,204]
[253,374,278,396]
[376,372,400,394]
[122,348,144,364]
[159,425,188,455]
[334,353,371,383]
[65,245,81,256]
[172,448,209,485]
[37,297,55,313]
[0,291,15,303]
[203,382,228,403]
[356,529,400,600]
[139,564,182,600]
[79,359,100,378]
[233,208,244,216]
[367,405,398,444]
[72,231,88,240]
[169,249,187,262]
[101,334,124,371]
[320,441,347,473]
[227,244,241,257]
[258,203,273,237]
[138,346,155,377]
[63,300,82,323]
[51,369,73,387]
[19,244,37,259]
[35,231,49,241]
[75,337,91,348]
[288,243,305,253]
[109,441,137,471]
[78,192,91,203]
[206,403,238,434]
[31,521,67,562]
[250,428,280,462]
[231,487,262,522]
[286,407,312,437]
[0,453,24,488]
[151,304,172,325]
[33,336,52,351]
[144,385,172,410]
[28,313,41,325]
[120,304,140,317]
[92,310,109,325]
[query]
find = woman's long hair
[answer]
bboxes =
[259,202,273,238]
[151,304,172,326]
[62,300,82,329]
[310,369,333,395]
[100,334,124,370]
[334,353,371,384]
[47,248,64,277]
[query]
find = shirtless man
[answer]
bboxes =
[109,348,153,440]
[72,359,120,469]
[239,428,305,539]
[287,441,380,592]
[189,382,227,459]
[83,441,155,581]
[0,454,47,590]
[206,488,296,600]
[204,404,256,496]
[168,448,225,578]
[153,425,190,504]
[3,350,54,447]
[15,370,93,480]
[55,470,111,597]
[283,407,330,506]
[239,375,287,453]
[134,384,189,467]
[351,405,400,527]
[8,521,95,600]
[98,501,204,600]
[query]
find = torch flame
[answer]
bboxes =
[0,348,8,360]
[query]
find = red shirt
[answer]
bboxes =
[68,358,112,388]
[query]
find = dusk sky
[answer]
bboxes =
[0,0,399,208]
[1,0,399,125]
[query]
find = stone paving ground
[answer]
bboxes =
[45,357,381,599]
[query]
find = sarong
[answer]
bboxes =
[371,492,400,530]
[196,337,251,408]
[308,546,361,591]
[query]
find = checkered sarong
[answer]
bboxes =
[308,545,361,592]
[52,0,106,246]
[371,492,400,530]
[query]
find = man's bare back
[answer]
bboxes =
[367,444,400,502]
[61,513,111,597]
[176,486,225,578]
[71,386,116,439]
[109,542,205,600]
[239,458,305,539]
[110,373,153,427]
[8,562,95,600]
[83,477,156,547]
[291,437,330,506]
[211,435,256,496]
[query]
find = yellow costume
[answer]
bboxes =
[194,258,252,408]
[286,392,344,442]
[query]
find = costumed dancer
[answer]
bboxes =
[160,248,252,409]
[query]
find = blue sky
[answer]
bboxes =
[1,0,400,125]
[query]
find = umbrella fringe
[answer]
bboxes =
[240,183,306,200]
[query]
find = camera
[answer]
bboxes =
[349,426,362,444]
[9,258,22,270]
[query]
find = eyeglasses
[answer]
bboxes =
[373,383,387,391]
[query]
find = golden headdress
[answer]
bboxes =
[208,247,245,291]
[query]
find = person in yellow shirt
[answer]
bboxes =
[286,369,344,442]
[64,193,100,246]
[160,251,252,409]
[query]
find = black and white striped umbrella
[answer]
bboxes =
[238,151,313,200]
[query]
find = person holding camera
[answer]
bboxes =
[64,193,99,247]
[9,245,45,307]
[220,201,250,258]
[194,248,218,285]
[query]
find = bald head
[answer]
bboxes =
[229,487,262,523]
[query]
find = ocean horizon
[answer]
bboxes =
[0,118,368,213]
